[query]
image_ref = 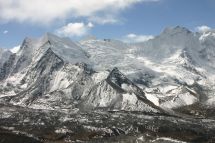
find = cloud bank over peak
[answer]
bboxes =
[196,25,211,33]
[0,0,159,25]
[56,22,94,37]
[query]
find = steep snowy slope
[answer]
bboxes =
[134,26,201,60]
[0,33,162,112]
[0,48,12,67]
[81,68,161,112]
[132,26,215,75]
[1,33,90,82]
[0,34,93,107]
[80,26,215,109]
[0,34,90,101]
[0,49,14,84]
[80,38,160,85]
[1,26,215,112]
[80,27,206,83]
[81,39,130,71]
[199,31,215,68]
[10,62,94,110]
[131,27,215,109]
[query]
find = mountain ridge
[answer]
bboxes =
[1,26,215,143]
[0,26,215,112]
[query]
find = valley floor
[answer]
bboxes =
[0,103,215,143]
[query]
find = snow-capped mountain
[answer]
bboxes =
[0,26,215,112]
[1,26,215,143]
[80,27,215,109]
[0,33,162,113]
[81,67,161,112]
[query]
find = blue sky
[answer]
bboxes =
[0,0,215,48]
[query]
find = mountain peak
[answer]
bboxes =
[38,33,90,64]
[162,26,191,35]
[106,68,147,99]
[41,32,61,43]
[107,67,126,86]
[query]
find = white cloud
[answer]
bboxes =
[123,33,154,43]
[89,15,119,24]
[3,30,8,34]
[87,22,94,28]
[0,0,159,25]
[56,22,93,37]
[196,25,211,33]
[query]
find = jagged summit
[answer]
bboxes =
[21,33,90,64]
[81,67,161,112]
[162,26,192,35]
[107,67,127,87]
[133,26,203,63]
[18,37,36,52]
[106,67,146,99]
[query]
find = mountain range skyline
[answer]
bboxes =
[0,0,215,49]
[1,25,215,142]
